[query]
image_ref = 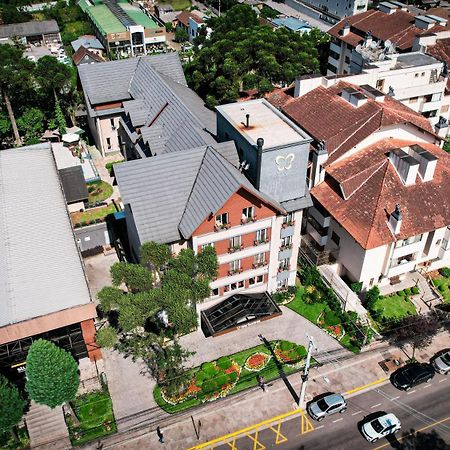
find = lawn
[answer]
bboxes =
[433,276,450,303]
[66,390,117,446]
[287,289,327,324]
[87,180,113,203]
[160,0,191,10]
[154,340,311,414]
[370,294,416,322]
[71,203,117,227]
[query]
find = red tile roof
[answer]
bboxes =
[177,11,191,27]
[311,139,450,249]
[72,46,104,66]
[329,9,446,51]
[426,37,450,92]
[277,82,436,165]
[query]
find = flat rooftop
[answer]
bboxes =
[217,99,311,149]
[89,4,127,34]
[119,3,159,28]
[394,52,441,69]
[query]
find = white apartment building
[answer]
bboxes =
[269,82,450,290]
[293,0,368,24]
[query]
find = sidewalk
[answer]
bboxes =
[83,332,450,450]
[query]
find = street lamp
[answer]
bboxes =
[298,335,317,408]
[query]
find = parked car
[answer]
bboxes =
[391,363,435,391]
[361,413,401,442]
[432,350,450,374]
[307,393,347,421]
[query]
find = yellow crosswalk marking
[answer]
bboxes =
[268,421,288,445]
[244,430,266,450]
[301,413,314,435]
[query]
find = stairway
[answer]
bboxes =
[25,402,71,449]
[416,273,442,309]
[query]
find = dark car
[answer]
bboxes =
[391,363,435,391]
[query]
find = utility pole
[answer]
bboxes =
[298,335,316,408]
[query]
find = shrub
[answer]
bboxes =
[365,286,380,309]
[288,285,298,295]
[350,282,363,293]
[214,374,228,388]
[216,356,232,370]
[196,370,207,385]
[95,327,117,348]
[201,379,217,394]
[404,288,412,296]
[201,362,217,379]
[293,345,307,358]
[324,309,341,326]
[439,284,446,293]
[279,341,294,352]
[227,372,238,383]
[439,267,450,278]
[398,290,406,297]
[412,286,420,295]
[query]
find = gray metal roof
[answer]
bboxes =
[71,35,104,52]
[0,144,91,327]
[58,166,89,204]
[0,20,59,39]
[115,145,284,244]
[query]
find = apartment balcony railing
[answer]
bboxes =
[241,215,257,225]
[282,220,295,229]
[228,267,244,276]
[299,236,338,266]
[214,222,231,232]
[280,243,293,251]
[254,238,269,246]
[228,244,244,253]
[252,261,267,269]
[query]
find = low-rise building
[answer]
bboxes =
[270,16,312,33]
[72,46,105,65]
[78,53,215,157]
[0,19,60,46]
[78,0,166,56]
[296,0,368,24]
[71,34,105,55]
[0,144,99,379]
[268,81,449,289]
[327,3,447,75]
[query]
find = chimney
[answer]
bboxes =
[245,114,250,128]
[434,116,449,139]
[389,204,402,235]
[389,148,419,185]
[340,87,368,107]
[408,144,438,181]
[341,21,350,36]
[378,2,399,14]
[415,15,435,30]
[255,137,264,189]
[360,84,385,102]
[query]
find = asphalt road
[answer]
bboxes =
[216,373,450,450]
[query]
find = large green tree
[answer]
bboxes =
[185,4,329,105]
[0,375,26,442]
[26,339,79,409]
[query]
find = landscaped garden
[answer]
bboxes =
[0,427,29,450]
[432,267,450,303]
[154,340,310,413]
[285,266,372,353]
[66,389,116,446]
[71,203,117,228]
[87,180,113,204]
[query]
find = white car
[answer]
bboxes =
[361,413,401,443]
[432,350,450,374]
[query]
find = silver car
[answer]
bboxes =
[432,350,450,374]
[307,393,347,421]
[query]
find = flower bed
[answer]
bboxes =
[317,312,345,340]
[244,352,271,371]
[154,340,310,413]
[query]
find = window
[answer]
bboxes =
[216,212,229,228]
[201,242,214,250]
[254,253,265,267]
[409,97,418,104]
[277,279,288,289]
[442,238,450,250]
[441,105,449,113]
[281,235,293,249]
[227,280,245,292]
[279,258,289,271]
[331,231,340,246]
[421,72,425,77]
[255,228,268,244]
[376,79,385,91]
[106,137,112,150]
[415,73,419,78]
[249,275,264,286]
[283,213,294,226]
[110,118,115,130]
[229,235,242,252]
[345,55,350,64]
[327,63,337,73]
[212,288,219,296]
[229,259,241,274]
[431,92,442,102]
[329,49,340,60]
[242,206,255,223]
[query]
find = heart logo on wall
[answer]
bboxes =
[275,153,295,171]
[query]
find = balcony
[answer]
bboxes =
[392,237,422,259]
[278,265,290,273]
[388,254,417,278]
[252,261,267,269]
[280,243,293,251]
[282,220,295,229]
[306,222,328,247]
[309,206,331,228]
[228,244,244,254]
[214,222,231,232]
[241,215,257,225]
[254,238,269,246]
[299,235,338,266]
[228,267,243,276]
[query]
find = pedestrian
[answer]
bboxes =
[96,441,103,450]
[257,375,267,392]
[157,426,164,444]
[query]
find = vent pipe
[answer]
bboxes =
[389,204,402,235]
[255,137,264,189]
[246,114,250,128]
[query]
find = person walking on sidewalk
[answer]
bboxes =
[157,426,164,444]
[257,375,268,392]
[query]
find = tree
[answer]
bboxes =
[34,56,73,100]
[175,27,188,42]
[95,327,118,348]
[385,314,441,358]
[17,107,45,144]
[140,241,172,275]
[110,261,153,293]
[26,339,79,409]
[0,375,26,442]
[55,97,67,134]
[165,22,174,32]
[0,45,34,145]
[398,429,449,449]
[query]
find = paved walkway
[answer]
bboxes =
[82,331,450,450]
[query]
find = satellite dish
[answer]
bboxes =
[384,39,392,48]
[370,40,378,49]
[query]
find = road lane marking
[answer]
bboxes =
[352,411,362,416]
[370,403,382,409]
[374,415,450,450]
[332,418,343,423]
[391,396,400,400]
[344,377,388,395]
[315,425,324,430]
[422,384,432,389]
[439,379,446,383]
[406,390,416,395]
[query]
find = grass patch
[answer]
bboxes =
[161,0,191,10]
[0,427,29,450]
[371,294,416,321]
[71,203,117,227]
[287,289,326,323]
[67,390,116,446]
[154,340,312,414]
[87,180,113,203]
[433,275,450,303]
